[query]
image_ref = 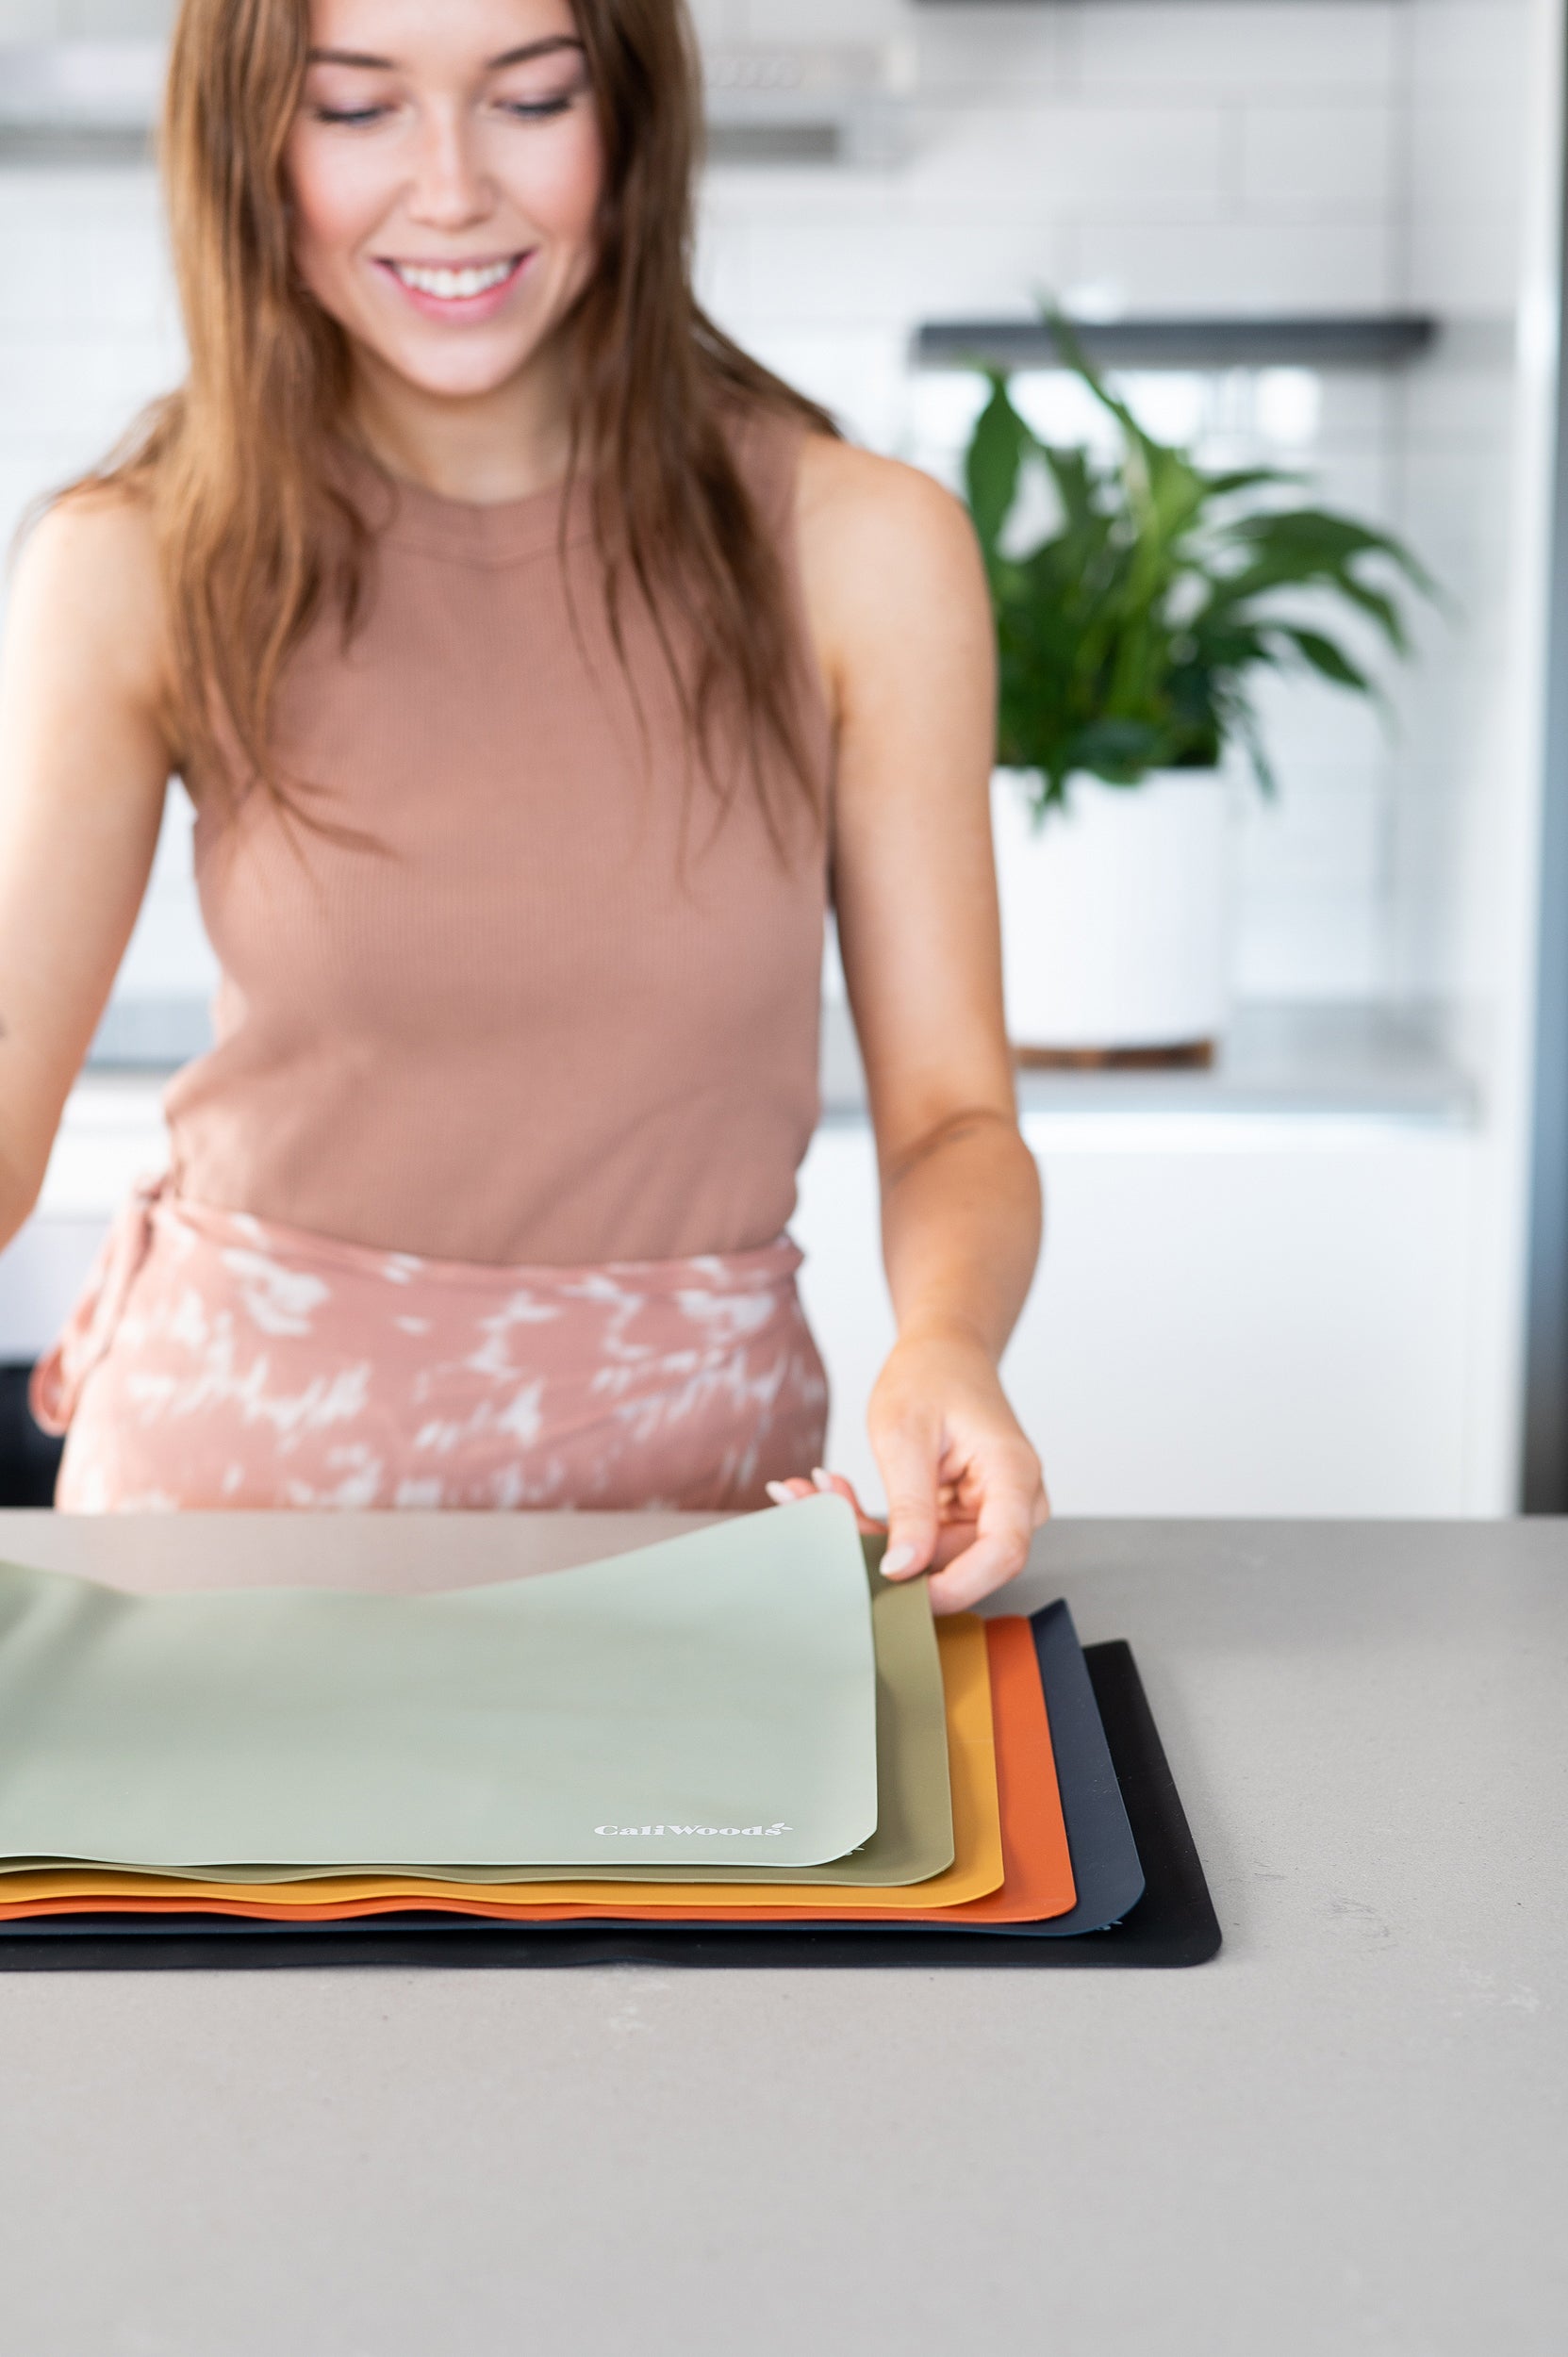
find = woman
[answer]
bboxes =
[0,0,1046,1610]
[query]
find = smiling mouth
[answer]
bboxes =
[381,255,526,302]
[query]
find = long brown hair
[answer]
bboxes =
[76,0,836,840]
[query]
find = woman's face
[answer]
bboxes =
[286,0,603,405]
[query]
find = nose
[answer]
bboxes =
[405,101,492,232]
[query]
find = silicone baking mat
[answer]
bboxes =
[0,1638,1221,1968]
[971,1598,1145,1937]
[0,1559,954,1899]
[0,1496,877,1872]
[0,1610,998,1918]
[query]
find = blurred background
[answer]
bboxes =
[0,0,1563,1519]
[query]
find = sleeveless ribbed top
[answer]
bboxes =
[162,410,833,1265]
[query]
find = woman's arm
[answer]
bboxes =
[794,436,1048,1612]
[0,492,174,1249]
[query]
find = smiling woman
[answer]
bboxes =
[0,0,1048,1607]
[288,10,603,408]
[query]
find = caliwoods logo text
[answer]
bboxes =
[593,1822,793,1838]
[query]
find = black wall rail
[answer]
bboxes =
[915,316,1439,372]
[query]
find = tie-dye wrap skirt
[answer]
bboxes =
[29,1178,830,1514]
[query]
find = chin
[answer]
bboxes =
[367,331,547,404]
[404,353,539,402]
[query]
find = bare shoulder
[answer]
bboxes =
[8,481,169,714]
[794,434,991,703]
[796,432,980,585]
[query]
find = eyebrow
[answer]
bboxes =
[305,37,585,71]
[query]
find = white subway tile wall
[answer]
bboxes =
[0,0,1537,1013]
[0,0,168,35]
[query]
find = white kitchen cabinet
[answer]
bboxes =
[2,1051,1493,1520]
[793,1108,1483,1519]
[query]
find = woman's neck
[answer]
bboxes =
[349,340,577,506]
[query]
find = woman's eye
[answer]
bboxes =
[312,104,389,126]
[497,94,575,121]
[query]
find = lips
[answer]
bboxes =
[374,252,532,320]
[389,256,517,300]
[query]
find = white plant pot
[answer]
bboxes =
[991,767,1236,1057]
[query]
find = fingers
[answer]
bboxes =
[925,1443,1048,1614]
[871,1415,942,1581]
[926,1533,1027,1614]
[928,1515,982,1571]
[766,1470,885,1536]
[767,1443,1047,1608]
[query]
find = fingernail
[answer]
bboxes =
[766,1482,794,1506]
[882,1543,918,1577]
[810,1468,834,1492]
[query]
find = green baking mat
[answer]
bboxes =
[1,1549,950,1889]
[0,1496,877,1871]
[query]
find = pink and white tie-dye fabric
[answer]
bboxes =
[30,1179,829,1513]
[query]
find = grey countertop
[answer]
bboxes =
[0,1511,1561,2357]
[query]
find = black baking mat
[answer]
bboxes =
[0,1640,1220,1970]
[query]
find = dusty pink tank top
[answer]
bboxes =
[163,411,833,1266]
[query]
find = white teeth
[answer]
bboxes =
[392,258,514,300]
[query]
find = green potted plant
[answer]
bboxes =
[965,325,1436,1063]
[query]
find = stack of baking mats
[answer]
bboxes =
[0,1504,1220,1968]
